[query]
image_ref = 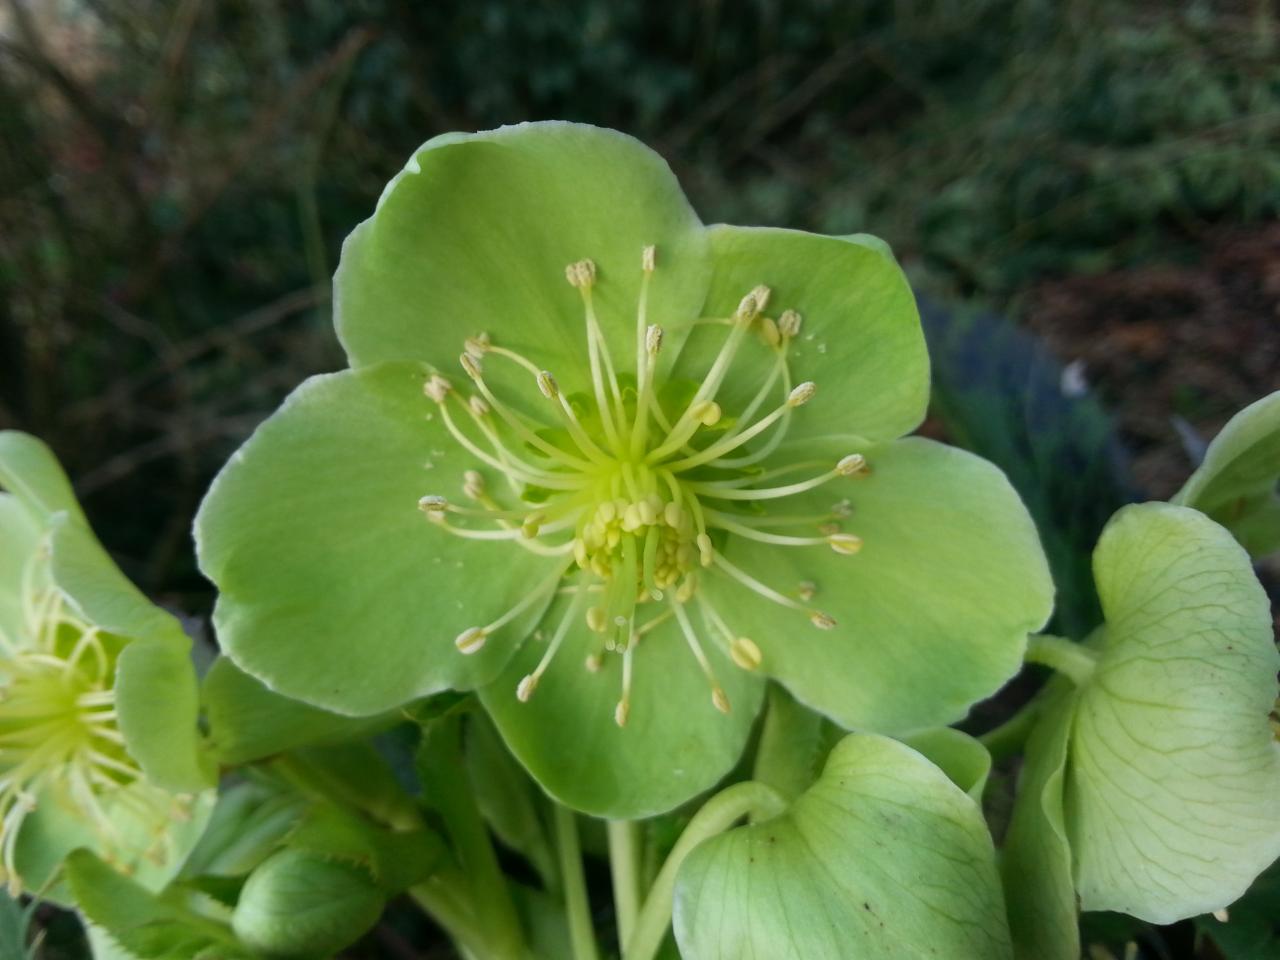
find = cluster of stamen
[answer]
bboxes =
[0,555,176,893]
[418,245,870,726]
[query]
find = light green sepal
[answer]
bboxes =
[195,362,556,717]
[0,493,41,644]
[481,596,764,819]
[335,121,709,405]
[680,224,927,444]
[1173,390,1280,556]
[0,431,86,526]
[673,734,1013,960]
[1000,684,1081,960]
[1068,502,1280,923]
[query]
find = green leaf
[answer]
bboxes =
[0,431,86,526]
[195,362,555,716]
[480,596,764,818]
[335,121,710,404]
[1173,390,1280,557]
[66,849,243,960]
[902,727,991,803]
[1068,502,1280,923]
[202,657,397,766]
[675,225,928,444]
[673,734,1012,960]
[703,435,1054,734]
[999,684,1081,960]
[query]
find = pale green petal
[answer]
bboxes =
[195,363,557,716]
[1068,502,1280,923]
[336,121,709,407]
[0,494,41,645]
[0,431,86,526]
[1173,391,1280,556]
[480,597,764,818]
[114,638,213,792]
[671,225,927,444]
[673,734,1012,960]
[1000,685,1081,960]
[702,436,1053,733]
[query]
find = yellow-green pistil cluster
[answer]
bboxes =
[0,561,164,892]
[419,248,869,726]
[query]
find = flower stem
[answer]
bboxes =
[608,819,642,952]
[624,781,787,960]
[555,803,600,960]
[978,696,1045,762]
[1025,633,1098,687]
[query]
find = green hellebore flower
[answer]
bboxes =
[196,122,1053,818]
[0,432,213,897]
[1003,502,1280,960]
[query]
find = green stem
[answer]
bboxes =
[978,697,1044,763]
[1025,633,1098,687]
[555,804,600,960]
[608,819,642,952]
[624,781,787,960]
[422,717,525,957]
[409,877,493,960]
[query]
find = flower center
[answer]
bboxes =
[0,571,143,893]
[419,247,870,726]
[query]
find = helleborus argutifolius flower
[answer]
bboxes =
[196,121,1053,817]
[0,432,213,897]
[672,735,1012,960]
[1173,389,1280,557]
[1003,502,1280,959]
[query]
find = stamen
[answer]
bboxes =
[661,383,816,472]
[568,259,627,451]
[517,578,592,702]
[712,553,833,629]
[671,600,729,714]
[688,459,853,502]
[453,561,572,655]
[615,640,633,727]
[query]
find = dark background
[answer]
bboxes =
[2,1,1278,957]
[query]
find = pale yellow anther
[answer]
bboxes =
[418,495,448,514]
[460,352,482,381]
[831,498,853,518]
[537,370,559,399]
[614,697,631,727]
[692,400,722,426]
[730,636,763,671]
[778,309,802,338]
[622,503,645,532]
[424,375,453,404]
[463,470,485,499]
[810,611,837,630]
[455,627,487,654]
[819,522,841,536]
[637,498,658,526]
[645,324,664,355]
[565,259,597,289]
[522,513,544,539]
[760,316,781,347]
[464,332,491,359]
[787,381,817,407]
[585,653,603,673]
[712,686,731,714]
[663,502,684,528]
[735,290,763,324]
[516,674,538,702]
[469,395,490,418]
[836,454,869,477]
[696,533,714,567]
[749,284,772,312]
[797,580,817,602]
[828,533,863,555]
[676,575,697,604]
[642,245,656,273]
[586,606,609,633]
